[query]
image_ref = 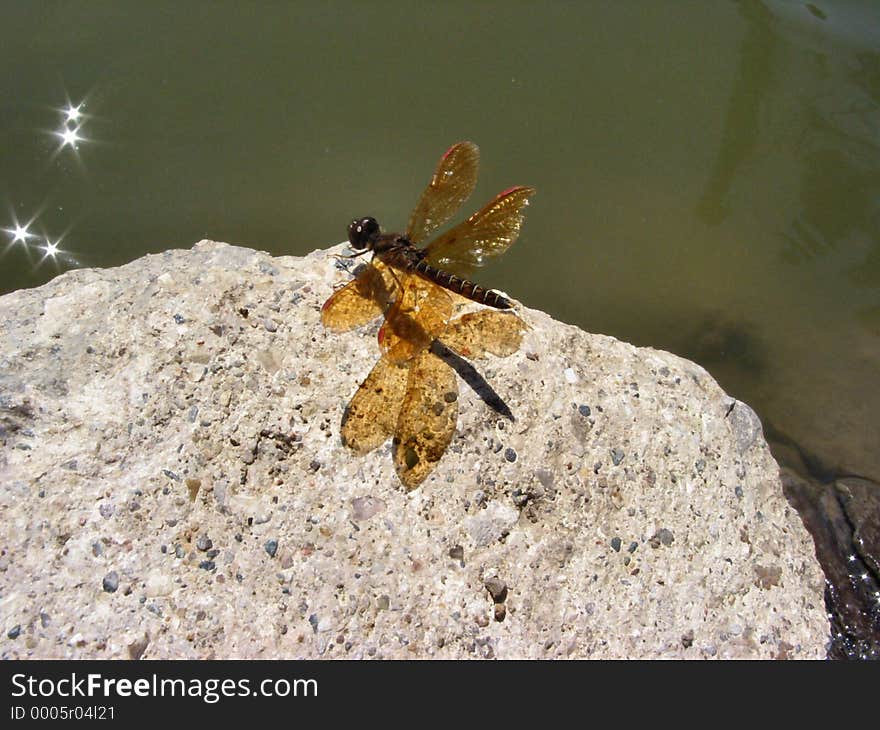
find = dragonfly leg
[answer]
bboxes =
[330,249,371,262]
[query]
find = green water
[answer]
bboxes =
[2,1,879,492]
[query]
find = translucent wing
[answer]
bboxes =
[393,349,459,490]
[321,260,399,332]
[424,186,536,272]
[406,141,480,245]
[378,274,453,364]
[442,310,528,359]
[340,354,410,455]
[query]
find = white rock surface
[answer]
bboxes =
[0,240,828,658]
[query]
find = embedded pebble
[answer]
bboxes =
[611,537,622,552]
[484,577,508,604]
[264,539,278,557]
[196,535,213,552]
[611,448,625,466]
[102,571,119,593]
[351,496,386,521]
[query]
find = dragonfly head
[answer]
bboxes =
[348,217,380,250]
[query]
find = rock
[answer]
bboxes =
[0,240,828,658]
[782,468,880,659]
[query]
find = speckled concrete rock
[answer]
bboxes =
[0,240,828,658]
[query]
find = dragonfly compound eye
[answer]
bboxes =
[348,217,379,249]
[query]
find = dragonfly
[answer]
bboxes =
[340,309,528,489]
[321,141,535,363]
[321,142,534,487]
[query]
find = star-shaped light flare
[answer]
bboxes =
[56,126,84,149]
[64,103,83,124]
[3,216,38,246]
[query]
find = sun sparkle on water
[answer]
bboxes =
[64,103,83,124]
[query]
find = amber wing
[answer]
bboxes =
[423,186,536,273]
[340,353,410,455]
[406,141,480,245]
[320,259,399,332]
[441,310,528,359]
[393,348,459,490]
[377,274,454,363]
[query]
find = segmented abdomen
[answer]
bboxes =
[412,260,513,309]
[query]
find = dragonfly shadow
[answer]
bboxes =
[430,340,514,422]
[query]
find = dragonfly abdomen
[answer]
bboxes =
[412,259,513,309]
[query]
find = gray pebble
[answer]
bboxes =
[102,571,119,593]
[7,624,21,639]
[484,577,508,604]
[578,404,591,417]
[504,447,517,463]
[611,537,621,552]
[627,541,639,553]
[657,528,674,546]
[448,545,464,560]
[196,535,213,552]
[265,539,278,558]
[263,318,278,332]
[99,503,115,519]
[611,448,625,466]
[199,560,216,571]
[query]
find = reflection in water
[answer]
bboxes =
[692,0,880,658]
[679,312,765,377]
[2,218,38,247]
[2,97,86,273]
[697,0,776,225]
